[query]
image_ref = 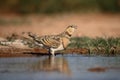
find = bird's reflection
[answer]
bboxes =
[31,56,71,75]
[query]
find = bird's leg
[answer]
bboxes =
[51,51,55,56]
[48,48,51,56]
[50,48,55,56]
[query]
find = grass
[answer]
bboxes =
[68,36,120,56]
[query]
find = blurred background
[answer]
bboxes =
[0,0,120,37]
[0,0,120,14]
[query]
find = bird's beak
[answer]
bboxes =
[75,26,77,29]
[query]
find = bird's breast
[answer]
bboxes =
[62,37,70,48]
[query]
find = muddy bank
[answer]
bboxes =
[0,46,90,57]
[0,46,120,57]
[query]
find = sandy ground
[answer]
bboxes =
[0,13,120,38]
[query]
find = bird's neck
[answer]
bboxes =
[59,31,72,39]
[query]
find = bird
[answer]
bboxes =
[27,25,77,56]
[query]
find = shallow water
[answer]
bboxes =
[0,55,120,80]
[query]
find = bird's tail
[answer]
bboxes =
[22,32,38,40]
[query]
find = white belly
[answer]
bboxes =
[50,44,64,54]
[56,44,64,51]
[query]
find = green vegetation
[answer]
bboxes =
[68,36,120,56]
[0,0,120,14]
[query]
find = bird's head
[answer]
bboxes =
[65,25,77,36]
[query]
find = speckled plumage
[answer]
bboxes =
[28,25,77,56]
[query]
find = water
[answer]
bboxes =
[0,55,120,80]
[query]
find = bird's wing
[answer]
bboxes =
[36,35,61,48]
